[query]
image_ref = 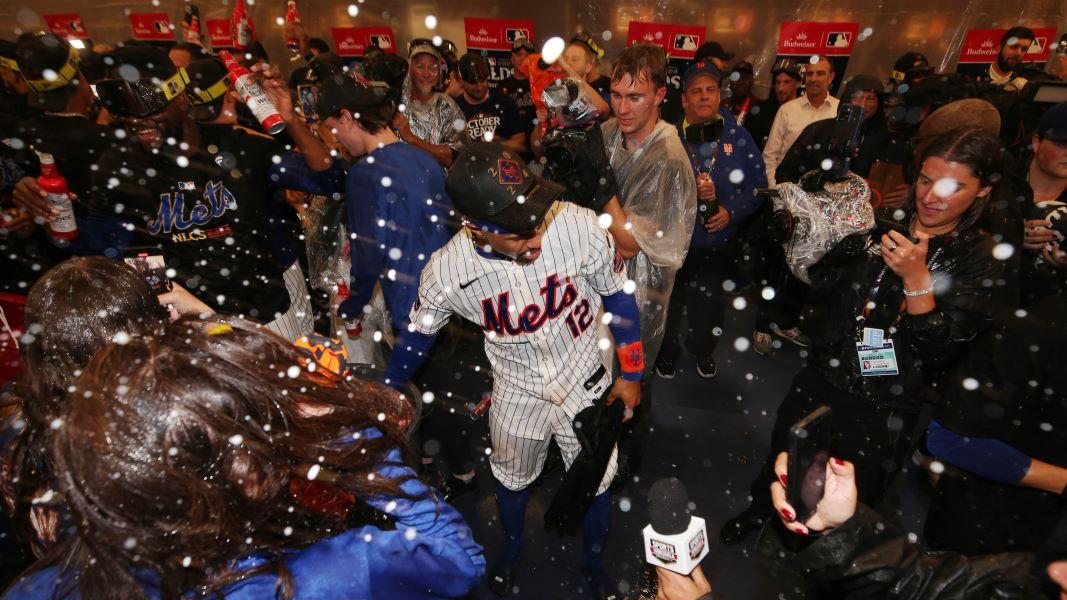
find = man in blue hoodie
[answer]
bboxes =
[654,61,768,379]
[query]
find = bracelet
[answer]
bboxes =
[902,285,934,297]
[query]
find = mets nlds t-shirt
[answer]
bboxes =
[454,90,522,144]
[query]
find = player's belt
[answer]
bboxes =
[583,365,607,390]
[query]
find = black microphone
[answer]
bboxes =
[643,478,708,574]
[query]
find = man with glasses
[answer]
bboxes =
[454,53,524,150]
[398,39,465,167]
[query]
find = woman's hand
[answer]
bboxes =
[1025,219,1058,251]
[157,281,215,321]
[769,451,858,535]
[881,230,932,289]
[655,565,712,600]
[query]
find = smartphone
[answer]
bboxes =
[786,406,833,523]
[297,84,318,122]
[122,247,172,293]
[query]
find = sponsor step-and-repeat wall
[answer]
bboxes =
[775,21,859,96]
[955,27,1058,79]
[465,17,535,90]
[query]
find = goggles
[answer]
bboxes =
[0,56,18,72]
[459,59,490,84]
[95,68,190,118]
[24,45,80,92]
[571,32,604,59]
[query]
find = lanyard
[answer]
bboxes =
[855,246,944,334]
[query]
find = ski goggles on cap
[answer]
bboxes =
[0,56,17,72]
[95,68,190,117]
[570,32,605,58]
[24,45,80,92]
[190,75,228,105]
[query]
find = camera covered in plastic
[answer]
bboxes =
[539,77,617,212]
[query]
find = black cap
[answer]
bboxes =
[841,74,883,100]
[104,42,179,81]
[15,32,80,92]
[694,41,734,63]
[362,52,408,91]
[446,143,563,233]
[316,73,392,119]
[458,52,490,84]
[732,60,754,75]
[570,32,605,58]
[891,52,932,83]
[1038,101,1067,142]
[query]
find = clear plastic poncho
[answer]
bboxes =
[400,76,465,149]
[601,119,698,367]
[773,174,875,284]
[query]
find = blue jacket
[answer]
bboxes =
[4,448,486,599]
[676,109,768,249]
[337,143,454,333]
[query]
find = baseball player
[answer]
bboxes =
[383,143,645,598]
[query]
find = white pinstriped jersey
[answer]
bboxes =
[409,201,628,419]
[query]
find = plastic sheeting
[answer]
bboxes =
[773,173,875,284]
[400,76,465,149]
[601,119,697,366]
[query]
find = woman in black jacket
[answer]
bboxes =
[721,127,1016,544]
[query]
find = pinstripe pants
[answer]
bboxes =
[265,261,315,343]
[489,387,618,494]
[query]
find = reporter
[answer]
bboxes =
[766,452,1042,599]
[4,316,485,599]
[722,127,1015,545]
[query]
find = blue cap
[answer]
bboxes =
[682,61,722,91]
[1038,102,1067,142]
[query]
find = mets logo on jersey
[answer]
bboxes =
[480,273,578,335]
[497,159,524,185]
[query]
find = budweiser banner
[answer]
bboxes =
[775,21,860,95]
[44,14,90,41]
[330,26,397,57]
[464,17,535,89]
[129,13,175,42]
[955,27,1058,79]
[626,21,706,61]
[206,18,234,48]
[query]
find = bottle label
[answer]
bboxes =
[46,193,77,233]
[235,75,282,129]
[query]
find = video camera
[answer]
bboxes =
[539,78,617,212]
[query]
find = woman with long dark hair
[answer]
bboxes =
[721,127,1017,544]
[1,257,169,558]
[4,315,484,599]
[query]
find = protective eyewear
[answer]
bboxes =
[459,59,490,84]
[95,68,190,118]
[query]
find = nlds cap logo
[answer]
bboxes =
[497,159,524,186]
[649,538,678,563]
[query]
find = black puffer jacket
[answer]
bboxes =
[759,504,1043,599]
[802,222,1015,412]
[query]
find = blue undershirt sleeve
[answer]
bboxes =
[602,289,643,382]
[926,419,1032,485]
[382,329,437,390]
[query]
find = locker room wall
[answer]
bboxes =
[3,0,1065,92]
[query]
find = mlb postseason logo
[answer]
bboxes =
[649,538,679,563]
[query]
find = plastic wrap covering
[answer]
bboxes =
[400,76,465,149]
[602,119,698,366]
[773,174,875,284]
[302,194,349,293]
[542,77,601,127]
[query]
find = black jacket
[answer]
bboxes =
[759,504,1043,599]
[803,223,1013,412]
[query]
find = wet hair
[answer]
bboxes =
[915,127,1006,231]
[611,44,667,90]
[338,98,396,135]
[46,315,417,600]
[1001,26,1036,47]
[6,257,168,550]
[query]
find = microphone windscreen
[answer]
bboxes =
[648,477,692,535]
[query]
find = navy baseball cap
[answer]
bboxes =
[458,53,490,84]
[1038,102,1067,142]
[682,61,722,90]
[447,143,564,233]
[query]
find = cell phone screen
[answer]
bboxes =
[122,248,172,293]
[787,406,833,523]
[297,84,318,122]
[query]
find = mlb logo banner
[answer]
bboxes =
[464,17,535,89]
[956,27,1057,63]
[44,14,90,41]
[625,21,707,60]
[775,21,860,96]
[330,26,397,57]
[206,18,234,48]
[129,13,175,41]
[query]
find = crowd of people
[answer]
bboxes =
[0,15,1065,600]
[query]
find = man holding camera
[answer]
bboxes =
[655,61,767,380]
[454,53,525,150]
[1022,101,1067,304]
